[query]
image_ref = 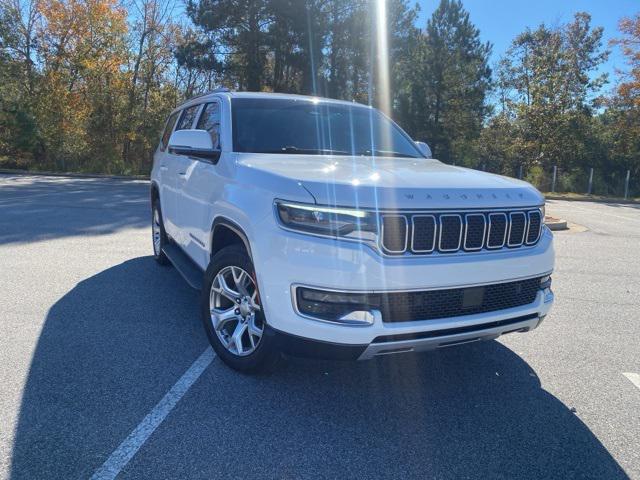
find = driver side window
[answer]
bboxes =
[196,102,221,150]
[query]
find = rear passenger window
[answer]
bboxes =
[160,111,179,150]
[176,105,200,131]
[196,102,221,149]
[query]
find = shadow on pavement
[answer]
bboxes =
[0,175,149,245]
[9,256,208,479]
[10,256,629,479]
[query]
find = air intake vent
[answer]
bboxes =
[487,213,508,248]
[508,212,527,246]
[526,210,542,244]
[411,215,436,252]
[464,214,486,250]
[438,215,463,251]
[381,215,407,253]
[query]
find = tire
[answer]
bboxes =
[201,244,280,373]
[151,199,170,266]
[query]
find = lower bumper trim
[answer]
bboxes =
[270,327,367,361]
[358,314,541,360]
[372,313,539,343]
[270,313,542,362]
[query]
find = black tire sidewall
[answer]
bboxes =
[201,244,278,372]
[152,200,170,265]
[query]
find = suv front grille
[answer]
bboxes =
[379,277,541,323]
[381,209,543,255]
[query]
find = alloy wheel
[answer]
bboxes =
[209,266,263,356]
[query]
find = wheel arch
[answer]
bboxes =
[210,217,253,261]
[150,181,160,202]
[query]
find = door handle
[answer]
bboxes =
[160,164,168,171]
[178,172,186,176]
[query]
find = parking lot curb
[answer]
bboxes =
[545,216,568,231]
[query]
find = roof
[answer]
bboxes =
[176,90,370,110]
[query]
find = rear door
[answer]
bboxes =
[176,100,224,267]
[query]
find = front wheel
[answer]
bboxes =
[201,244,280,373]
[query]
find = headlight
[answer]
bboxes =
[275,201,378,241]
[540,204,546,220]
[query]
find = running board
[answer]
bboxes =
[162,242,204,290]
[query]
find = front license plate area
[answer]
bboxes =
[462,287,485,309]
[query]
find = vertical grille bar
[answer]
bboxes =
[487,213,508,249]
[507,212,527,247]
[381,215,408,253]
[438,214,463,252]
[411,215,437,253]
[526,210,542,245]
[464,213,486,251]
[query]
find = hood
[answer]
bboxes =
[236,153,543,209]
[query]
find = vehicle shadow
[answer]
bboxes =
[9,256,209,479]
[10,257,629,479]
[0,174,149,245]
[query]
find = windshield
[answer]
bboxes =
[231,98,423,158]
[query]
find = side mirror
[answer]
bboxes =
[415,141,432,159]
[168,129,220,161]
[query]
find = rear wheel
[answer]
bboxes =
[152,200,170,265]
[201,244,280,372]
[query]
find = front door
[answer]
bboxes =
[176,100,224,268]
[166,103,202,243]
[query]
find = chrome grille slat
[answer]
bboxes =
[464,213,486,251]
[380,215,408,253]
[507,212,527,247]
[487,213,508,249]
[526,210,542,245]
[438,214,463,252]
[411,215,436,253]
[379,208,544,256]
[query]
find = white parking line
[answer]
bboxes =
[90,348,215,480]
[622,372,640,391]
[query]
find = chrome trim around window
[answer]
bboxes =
[411,214,437,253]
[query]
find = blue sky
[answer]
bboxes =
[416,0,638,88]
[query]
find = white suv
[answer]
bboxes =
[151,90,555,372]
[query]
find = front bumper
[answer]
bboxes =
[272,311,547,361]
[252,214,555,349]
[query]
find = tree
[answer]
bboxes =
[397,0,492,163]
[493,12,608,177]
[185,0,272,91]
[600,13,640,195]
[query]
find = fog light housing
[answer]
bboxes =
[539,275,552,289]
[539,276,554,303]
[296,287,378,325]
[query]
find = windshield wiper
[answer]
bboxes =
[259,146,351,155]
[356,149,418,158]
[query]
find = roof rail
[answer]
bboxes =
[176,87,231,108]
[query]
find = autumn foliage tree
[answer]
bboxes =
[0,0,638,193]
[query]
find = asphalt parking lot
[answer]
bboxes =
[0,173,639,479]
